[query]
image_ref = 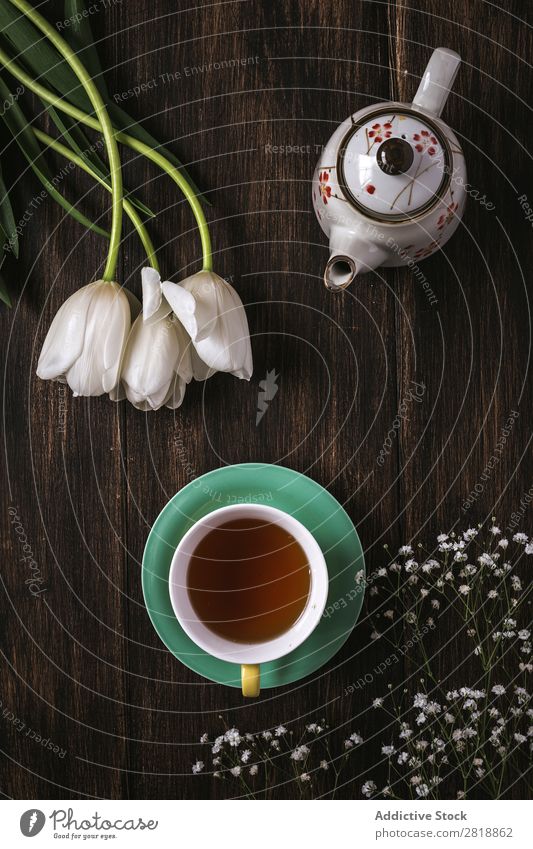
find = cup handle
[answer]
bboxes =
[241,664,260,697]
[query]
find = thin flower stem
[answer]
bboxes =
[8,0,123,281]
[32,128,159,272]
[0,46,212,271]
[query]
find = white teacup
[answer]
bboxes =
[168,503,329,697]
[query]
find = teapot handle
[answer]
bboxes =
[412,47,461,118]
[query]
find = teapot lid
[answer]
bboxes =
[337,107,452,221]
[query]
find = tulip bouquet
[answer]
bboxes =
[0,0,252,409]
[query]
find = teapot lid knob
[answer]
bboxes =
[376,138,414,175]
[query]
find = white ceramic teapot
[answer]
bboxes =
[313,48,466,290]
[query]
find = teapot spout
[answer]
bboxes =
[324,231,389,291]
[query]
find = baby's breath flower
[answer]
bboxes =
[241,749,251,763]
[224,728,241,747]
[416,783,430,797]
[513,533,528,543]
[200,733,209,744]
[290,745,310,762]
[275,725,287,736]
[320,759,329,770]
[192,760,204,774]
[362,780,377,797]
[230,766,241,777]
[300,772,311,782]
[373,698,384,708]
[249,764,258,776]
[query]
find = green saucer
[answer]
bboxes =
[142,463,365,689]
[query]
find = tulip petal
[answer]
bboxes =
[190,346,216,381]
[120,315,180,408]
[165,373,187,409]
[173,318,193,383]
[192,278,253,379]
[161,280,197,337]
[36,282,98,381]
[102,284,134,393]
[141,266,163,321]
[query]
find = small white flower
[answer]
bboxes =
[492,685,506,696]
[397,752,409,764]
[458,584,470,595]
[249,764,258,776]
[383,609,395,619]
[230,766,242,777]
[416,783,430,798]
[362,780,377,797]
[513,533,528,543]
[224,728,242,747]
[525,543,533,555]
[200,733,209,743]
[518,629,531,641]
[192,760,204,774]
[381,745,395,756]
[350,732,363,745]
[300,772,311,782]
[290,745,310,762]
[372,698,383,708]
[370,630,381,640]
[437,533,448,543]
[399,545,413,556]
[320,759,329,770]
[275,725,287,736]
[241,749,252,763]
[514,733,527,744]
[490,525,501,535]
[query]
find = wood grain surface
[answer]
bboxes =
[1,0,532,799]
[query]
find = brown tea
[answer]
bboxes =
[187,518,311,643]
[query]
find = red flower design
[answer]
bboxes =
[413,130,439,156]
[367,122,392,146]
[437,200,459,230]
[366,184,376,194]
[318,171,332,204]
[414,240,440,259]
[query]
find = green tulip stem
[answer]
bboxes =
[32,128,159,272]
[7,0,123,281]
[0,41,212,272]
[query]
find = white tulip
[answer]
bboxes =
[112,268,193,411]
[37,280,138,397]
[161,270,253,381]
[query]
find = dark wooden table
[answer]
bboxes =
[1,0,532,799]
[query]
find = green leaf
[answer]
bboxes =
[0,271,11,306]
[0,160,18,257]
[0,1,92,112]
[0,0,209,202]
[0,74,109,238]
[63,0,109,99]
